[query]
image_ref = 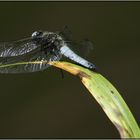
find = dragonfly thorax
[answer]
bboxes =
[31,31,64,54]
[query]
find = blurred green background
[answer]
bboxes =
[0,2,139,138]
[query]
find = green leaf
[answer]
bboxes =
[0,61,140,138]
[50,61,140,138]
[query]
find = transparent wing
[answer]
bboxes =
[59,26,94,59]
[0,50,62,73]
[65,39,94,59]
[58,26,73,41]
[0,37,39,57]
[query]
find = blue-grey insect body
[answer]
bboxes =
[31,31,96,70]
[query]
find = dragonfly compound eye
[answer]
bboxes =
[31,31,43,39]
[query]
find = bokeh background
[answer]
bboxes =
[0,1,139,138]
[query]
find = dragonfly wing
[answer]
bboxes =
[67,39,94,59]
[0,50,62,73]
[58,26,73,41]
[59,26,94,59]
[0,38,39,57]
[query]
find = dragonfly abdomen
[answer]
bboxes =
[60,44,96,70]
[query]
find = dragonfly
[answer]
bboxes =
[0,27,96,73]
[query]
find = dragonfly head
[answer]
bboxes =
[31,31,50,43]
[31,31,44,39]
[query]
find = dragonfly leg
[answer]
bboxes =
[59,69,64,79]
